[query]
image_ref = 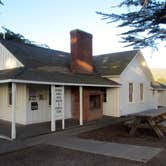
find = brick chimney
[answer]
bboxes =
[70,29,93,74]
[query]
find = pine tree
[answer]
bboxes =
[0,27,32,44]
[97,0,166,49]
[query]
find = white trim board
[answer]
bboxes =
[0,79,120,88]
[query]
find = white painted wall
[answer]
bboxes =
[64,87,72,119]
[0,43,23,70]
[26,85,72,124]
[0,84,27,124]
[119,56,157,115]
[26,85,49,124]
[158,90,166,107]
[104,55,158,117]
[103,88,120,117]
[0,84,72,125]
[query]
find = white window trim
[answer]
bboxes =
[129,82,134,104]
[140,83,144,103]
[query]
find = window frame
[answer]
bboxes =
[140,83,144,102]
[129,82,134,103]
[89,94,102,111]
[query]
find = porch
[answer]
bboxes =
[0,116,115,140]
[0,119,78,140]
[0,81,120,140]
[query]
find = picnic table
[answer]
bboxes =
[129,108,166,138]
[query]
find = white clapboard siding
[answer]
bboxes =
[103,88,120,117]
[26,86,72,124]
[158,91,166,107]
[0,84,27,124]
[119,55,157,116]
[0,43,23,70]
[104,54,158,117]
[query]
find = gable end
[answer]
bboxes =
[0,43,23,70]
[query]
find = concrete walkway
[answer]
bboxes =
[0,117,122,154]
[0,117,163,163]
[47,136,162,163]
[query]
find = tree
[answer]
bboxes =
[0,27,33,44]
[0,1,48,48]
[0,27,50,48]
[0,2,34,45]
[97,0,166,49]
[0,0,3,5]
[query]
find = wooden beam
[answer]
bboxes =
[11,82,16,139]
[79,86,83,126]
[62,86,65,130]
[147,119,165,138]
[129,118,141,136]
[51,85,56,131]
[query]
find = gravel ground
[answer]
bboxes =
[78,123,166,147]
[78,123,166,166]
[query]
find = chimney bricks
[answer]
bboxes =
[70,29,93,74]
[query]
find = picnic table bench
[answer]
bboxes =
[128,108,166,138]
[157,120,166,130]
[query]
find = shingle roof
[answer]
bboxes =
[93,50,139,76]
[0,39,70,70]
[0,68,21,80]
[151,81,166,90]
[0,40,120,87]
[1,40,146,86]
[15,68,119,85]
[0,67,119,86]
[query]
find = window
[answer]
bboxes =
[101,88,107,102]
[8,83,12,105]
[140,83,144,102]
[129,83,134,103]
[89,95,101,110]
[29,87,37,101]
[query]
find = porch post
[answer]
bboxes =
[79,86,83,126]
[62,86,65,130]
[51,85,56,131]
[11,82,16,140]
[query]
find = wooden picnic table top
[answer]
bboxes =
[132,108,166,119]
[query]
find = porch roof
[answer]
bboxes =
[0,67,120,87]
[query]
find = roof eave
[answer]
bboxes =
[102,75,120,78]
[0,79,120,88]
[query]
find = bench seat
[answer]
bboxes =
[157,120,166,129]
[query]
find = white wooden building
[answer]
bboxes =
[0,29,160,139]
[94,50,158,117]
[0,29,120,139]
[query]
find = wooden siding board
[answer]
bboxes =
[0,43,23,70]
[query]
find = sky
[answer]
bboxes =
[0,0,165,68]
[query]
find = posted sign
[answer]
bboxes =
[55,87,64,114]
